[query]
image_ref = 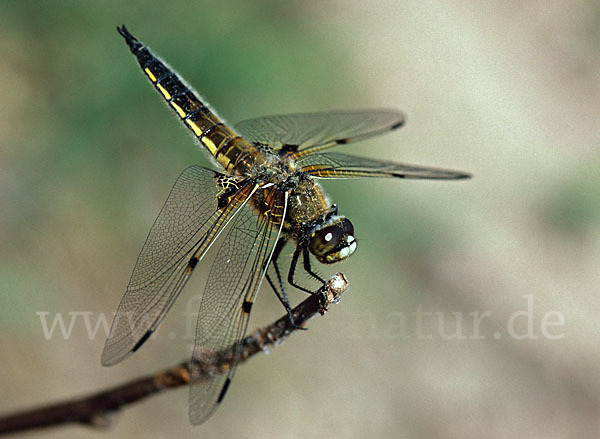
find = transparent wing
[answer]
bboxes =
[101,166,258,366]
[234,109,404,157]
[295,152,471,180]
[189,187,288,425]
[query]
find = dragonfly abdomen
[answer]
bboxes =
[117,25,260,174]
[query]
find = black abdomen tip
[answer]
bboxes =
[117,24,142,54]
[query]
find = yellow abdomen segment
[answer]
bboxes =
[143,63,256,172]
[119,28,259,173]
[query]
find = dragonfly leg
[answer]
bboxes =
[289,248,331,311]
[302,248,325,284]
[267,239,307,330]
[288,248,318,295]
[271,238,287,295]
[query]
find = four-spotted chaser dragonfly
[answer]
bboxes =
[102,25,470,424]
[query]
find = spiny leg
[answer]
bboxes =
[287,242,346,311]
[271,238,287,297]
[288,248,333,310]
[266,239,306,329]
[288,248,318,295]
[265,238,290,308]
[302,248,325,284]
[302,248,332,308]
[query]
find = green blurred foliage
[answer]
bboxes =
[541,164,600,235]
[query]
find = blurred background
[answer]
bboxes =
[1,1,599,438]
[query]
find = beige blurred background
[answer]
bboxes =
[1,1,599,438]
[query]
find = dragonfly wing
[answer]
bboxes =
[234,109,404,157]
[296,152,471,180]
[101,166,258,366]
[189,187,288,424]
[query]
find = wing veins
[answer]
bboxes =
[296,152,471,180]
[101,172,259,366]
[189,189,288,424]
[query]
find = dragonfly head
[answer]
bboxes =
[308,216,356,264]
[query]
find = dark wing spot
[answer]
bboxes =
[132,330,153,352]
[242,300,253,314]
[217,194,230,210]
[336,138,349,145]
[215,176,241,209]
[217,378,232,403]
[280,143,299,154]
[188,256,199,270]
[391,120,405,130]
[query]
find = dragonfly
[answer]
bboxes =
[102,25,471,424]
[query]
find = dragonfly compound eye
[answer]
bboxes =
[309,218,357,264]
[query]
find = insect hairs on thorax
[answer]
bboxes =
[243,157,332,240]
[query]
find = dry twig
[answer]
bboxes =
[0,273,348,436]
